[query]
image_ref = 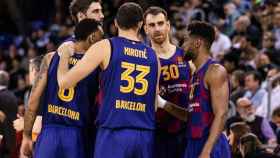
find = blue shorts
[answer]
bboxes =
[184,134,231,158]
[94,128,154,158]
[34,125,94,158]
[155,129,186,158]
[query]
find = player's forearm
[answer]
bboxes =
[163,102,188,122]
[57,55,71,89]
[24,86,44,138]
[23,102,38,138]
[157,95,188,121]
[24,53,49,138]
[202,111,227,154]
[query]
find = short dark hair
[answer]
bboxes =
[116,2,143,30]
[30,55,44,73]
[143,6,168,23]
[246,71,262,83]
[187,21,215,49]
[69,0,100,23]
[74,19,101,41]
[273,106,280,117]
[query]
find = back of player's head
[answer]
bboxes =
[74,19,101,41]
[116,2,143,30]
[144,6,168,23]
[69,0,100,23]
[187,21,215,49]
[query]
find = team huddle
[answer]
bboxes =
[21,1,231,158]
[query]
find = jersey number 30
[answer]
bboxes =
[161,64,179,81]
[58,88,75,102]
[120,62,150,96]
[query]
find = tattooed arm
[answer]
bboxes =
[23,52,54,137]
[22,52,54,156]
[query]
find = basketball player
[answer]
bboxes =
[22,0,104,156]
[158,21,231,158]
[22,19,103,158]
[144,6,190,158]
[69,0,103,24]
[57,3,159,158]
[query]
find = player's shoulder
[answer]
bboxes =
[174,46,187,61]
[44,51,56,65]
[87,39,111,55]
[92,39,111,49]
[208,63,227,73]
[207,63,228,81]
[46,51,56,57]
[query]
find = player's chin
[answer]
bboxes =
[153,38,165,44]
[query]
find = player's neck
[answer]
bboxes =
[152,40,176,59]
[118,29,140,42]
[74,42,87,54]
[193,51,210,71]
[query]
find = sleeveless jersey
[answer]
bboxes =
[156,47,191,133]
[96,37,158,130]
[42,52,100,127]
[186,58,218,139]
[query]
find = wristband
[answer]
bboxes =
[157,95,167,108]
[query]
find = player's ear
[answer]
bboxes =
[195,39,202,48]
[87,33,95,45]
[77,12,86,22]
[166,20,171,33]
[166,20,171,31]
[144,23,148,34]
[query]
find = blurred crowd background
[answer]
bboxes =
[2,0,280,158]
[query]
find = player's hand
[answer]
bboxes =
[13,116,24,132]
[198,151,210,158]
[21,135,33,157]
[58,41,74,57]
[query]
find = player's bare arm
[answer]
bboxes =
[164,101,188,122]
[200,64,229,157]
[157,95,188,121]
[57,39,110,89]
[22,52,54,156]
[23,52,54,138]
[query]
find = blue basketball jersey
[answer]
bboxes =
[187,58,217,139]
[157,47,191,133]
[42,52,100,127]
[96,37,159,130]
